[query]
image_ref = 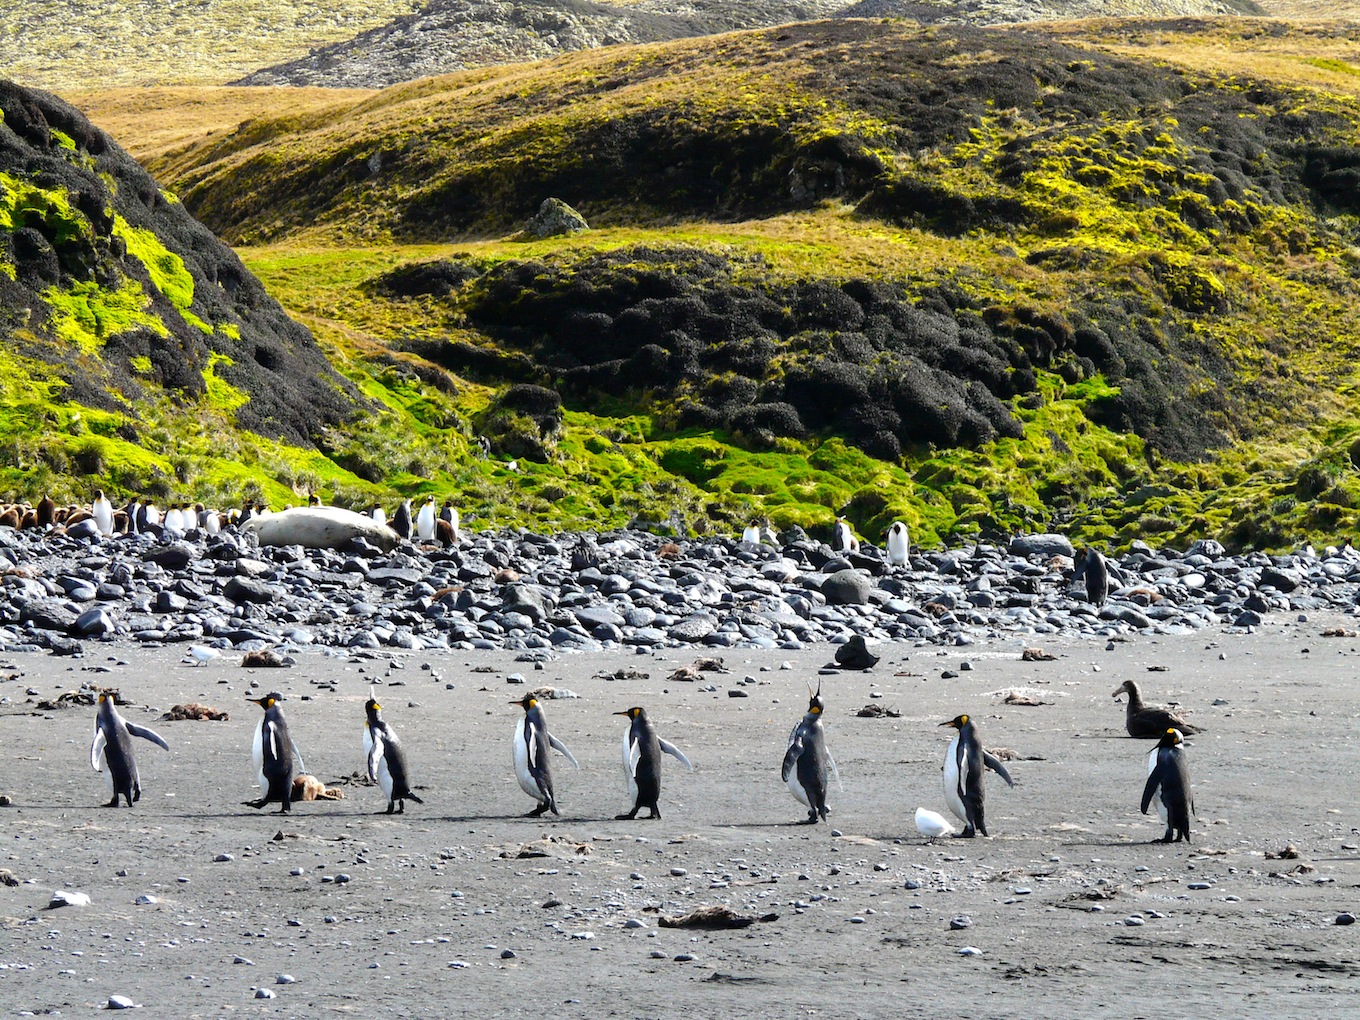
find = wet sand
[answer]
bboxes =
[3,613,1360,1018]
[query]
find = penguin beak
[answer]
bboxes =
[613,710,630,716]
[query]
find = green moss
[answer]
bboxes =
[203,353,249,412]
[43,277,167,355]
[112,216,212,332]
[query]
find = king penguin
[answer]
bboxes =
[439,499,460,544]
[831,516,859,554]
[613,706,692,820]
[416,495,437,542]
[940,714,1014,838]
[91,691,169,807]
[369,502,387,526]
[364,689,424,814]
[782,683,839,824]
[741,519,762,545]
[248,692,302,813]
[1076,546,1110,607]
[91,489,114,537]
[512,693,579,816]
[886,520,910,567]
[1141,727,1194,843]
[391,498,413,541]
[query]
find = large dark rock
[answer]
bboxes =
[822,568,871,606]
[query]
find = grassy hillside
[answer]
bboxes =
[17,17,1360,549]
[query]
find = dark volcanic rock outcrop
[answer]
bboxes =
[0,81,359,447]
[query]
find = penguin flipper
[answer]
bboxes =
[126,722,170,751]
[1140,770,1162,815]
[780,737,803,783]
[658,739,692,771]
[983,751,1014,788]
[549,734,579,769]
[91,727,106,771]
[367,731,384,783]
[825,748,844,793]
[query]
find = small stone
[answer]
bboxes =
[255,988,275,999]
[234,956,254,965]
[1336,912,1356,926]
[214,853,234,863]
[830,829,843,837]
[500,949,517,959]
[950,916,973,930]
[107,994,138,1009]
[135,894,158,905]
[674,952,696,962]
[1187,882,1212,890]
[957,946,982,956]
[904,879,921,890]
[276,974,297,984]
[335,873,351,884]
[650,950,666,959]
[670,867,687,877]
[624,918,645,929]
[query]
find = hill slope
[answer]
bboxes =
[12,17,1360,549]
[113,18,1360,547]
[234,0,1264,88]
[0,81,361,498]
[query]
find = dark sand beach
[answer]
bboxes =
[3,613,1359,1017]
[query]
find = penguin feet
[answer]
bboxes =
[104,796,120,808]
[385,803,396,815]
[615,810,639,820]
[526,802,550,817]
[799,813,819,825]
[247,797,269,810]
[954,827,977,839]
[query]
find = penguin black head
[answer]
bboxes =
[511,694,538,711]
[940,714,969,729]
[249,692,286,709]
[613,707,644,720]
[805,681,824,715]
[309,493,321,506]
[1158,727,1184,748]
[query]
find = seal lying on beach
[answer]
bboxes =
[241,506,400,551]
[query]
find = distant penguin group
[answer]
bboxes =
[81,671,1199,845]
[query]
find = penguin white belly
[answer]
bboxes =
[785,750,811,808]
[376,757,394,802]
[93,744,113,796]
[365,728,394,800]
[253,720,267,794]
[1148,747,1168,824]
[942,735,966,822]
[513,721,541,800]
[621,731,638,801]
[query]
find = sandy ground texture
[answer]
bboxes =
[3,612,1360,1018]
